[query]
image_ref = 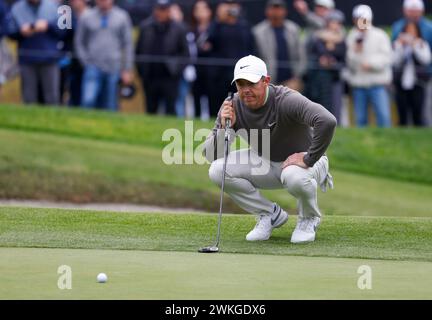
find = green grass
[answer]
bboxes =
[1,207,431,262]
[2,247,431,299]
[2,128,432,216]
[2,39,432,301]
[1,104,432,185]
[1,206,431,299]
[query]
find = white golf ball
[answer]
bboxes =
[97,273,108,283]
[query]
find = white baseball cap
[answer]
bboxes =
[404,0,424,11]
[353,4,373,22]
[315,0,335,9]
[232,55,268,84]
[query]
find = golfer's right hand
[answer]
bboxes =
[220,99,236,128]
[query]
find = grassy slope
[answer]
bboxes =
[2,128,432,216]
[1,104,432,216]
[1,207,431,262]
[2,247,431,299]
[1,104,432,185]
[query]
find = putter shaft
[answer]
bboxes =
[199,92,233,253]
[215,134,229,247]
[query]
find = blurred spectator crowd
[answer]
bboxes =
[0,0,432,127]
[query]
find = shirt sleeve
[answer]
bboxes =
[202,100,237,163]
[281,91,337,167]
[121,12,134,71]
[74,15,89,65]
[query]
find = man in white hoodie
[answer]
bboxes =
[345,5,393,127]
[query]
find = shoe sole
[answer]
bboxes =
[290,218,320,244]
[290,236,315,244]
[290,226,319,244]
[246,236,270,241]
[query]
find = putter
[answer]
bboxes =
[199,92,233,253]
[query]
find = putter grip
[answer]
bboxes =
[225,92,233,129]
[224,92,233,139]
[226,118,231,129]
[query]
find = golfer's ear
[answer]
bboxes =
[264,76,271,84]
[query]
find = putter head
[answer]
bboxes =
[198,245,219,253]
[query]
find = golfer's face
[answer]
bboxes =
[235,77,269,109]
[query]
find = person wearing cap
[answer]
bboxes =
[392,0,432,126]
[305,9,346,123]
[135,0,189,115]
[253,0,305,91]
[75,0,134,111]
[204,55,336,244]
[345,5,392,127]
[393,0,432,43]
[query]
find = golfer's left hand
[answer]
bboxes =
[281,152,309,169]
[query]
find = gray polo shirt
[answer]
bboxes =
[205,84,337,167]
[75,6,133,73]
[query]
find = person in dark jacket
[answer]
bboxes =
[393,22,431,126]
[305,10,346,122]
[135,0,189,115]
[59,0,88,106]
[0,0,11,93]
[392,0,432,126]
[0,0,8,40]
[190,0,213,120]
[9,0,65,105]
[204,0,255,116]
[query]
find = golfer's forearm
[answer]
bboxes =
[203,129,236,163]
[304,112,337,167]
[282,91,337,167]
[203,133,219,163]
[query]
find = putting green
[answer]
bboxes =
[0,247,430,299]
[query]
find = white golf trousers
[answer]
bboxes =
[209,149,333,218]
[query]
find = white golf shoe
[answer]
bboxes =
[246,204,288,241]
[290,216,321,243]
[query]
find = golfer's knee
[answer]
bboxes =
[281,166,309,193]
[209,160,224,186]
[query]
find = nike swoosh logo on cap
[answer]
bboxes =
[268,122,276,127]
[239,65,250,69]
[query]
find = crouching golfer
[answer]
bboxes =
[204,55,336,243]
